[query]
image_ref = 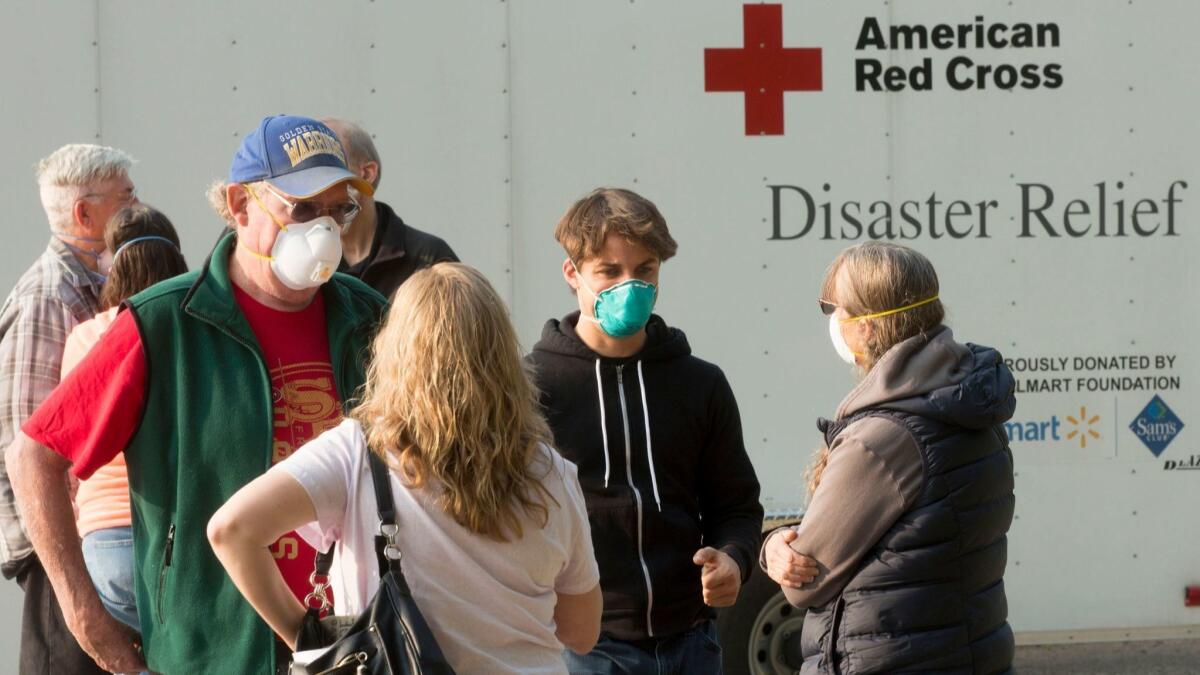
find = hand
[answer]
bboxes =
[68,600,146,674]
[693,547,742,608]
[764,529,819,589]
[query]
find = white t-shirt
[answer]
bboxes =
[275,418,599,675]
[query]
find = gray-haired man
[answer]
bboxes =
[0,143,137,674]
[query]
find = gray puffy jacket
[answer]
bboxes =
[802,328,1016,674]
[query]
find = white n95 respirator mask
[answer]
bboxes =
[267,216,343,290]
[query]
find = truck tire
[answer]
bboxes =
[717,565,807,675]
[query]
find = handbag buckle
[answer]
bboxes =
[380,522,402,562]
[305,571,333,614]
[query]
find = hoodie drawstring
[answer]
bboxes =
[636,361,663,512]
[594,359,611,488]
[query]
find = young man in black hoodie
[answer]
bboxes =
[528,188,763,674]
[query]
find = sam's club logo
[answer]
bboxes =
[1129,395,1183,457]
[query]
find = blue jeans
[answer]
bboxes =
[564,620,723,675]
[81,526,139,631]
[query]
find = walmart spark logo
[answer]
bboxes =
[1064,406,1101,448]
[1004,404,1103,449]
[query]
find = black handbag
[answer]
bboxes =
[291,451,456,675]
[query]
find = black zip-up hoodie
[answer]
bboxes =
[528,312,764,641]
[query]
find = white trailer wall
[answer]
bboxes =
[513,0,1200,638]
[1,1,1197,671]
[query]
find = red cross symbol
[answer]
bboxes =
[704,4,823,136]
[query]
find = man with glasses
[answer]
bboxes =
[6,116,386,674]
[0,143,136,675]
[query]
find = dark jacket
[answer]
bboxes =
[528,313,763,641]
[340,200,457,299]
[801,328,1016,674]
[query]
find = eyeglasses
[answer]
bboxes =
[258,183,360,227]
[83,188,138,204]
[818,299,838,316]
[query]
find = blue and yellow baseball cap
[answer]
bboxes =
[229,115,375,198]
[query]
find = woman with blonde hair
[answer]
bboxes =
[763,242,1016,674]
[209,263,602,673]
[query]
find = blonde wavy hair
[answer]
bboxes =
[808,242,945,495]
[351,263,556,541]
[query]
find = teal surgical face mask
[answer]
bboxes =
[573,263,658,338]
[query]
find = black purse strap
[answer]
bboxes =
[367,451,405,577]
[313,546,335,576]
[309,448,404,577]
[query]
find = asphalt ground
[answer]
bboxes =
[1014,639,1200,674]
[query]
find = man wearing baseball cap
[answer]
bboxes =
[6,115,387,674]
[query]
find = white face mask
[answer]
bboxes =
[829,315,857,365]
[266,216,343,290]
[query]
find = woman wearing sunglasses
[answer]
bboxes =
[763,242,1017,674]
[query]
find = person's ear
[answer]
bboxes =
[227,184,251,228]
[855,319,874,347]
[72,198,90,230]
[358,161,380,189]
[562,258,579,293]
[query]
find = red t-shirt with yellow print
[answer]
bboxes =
[233,284,343,603]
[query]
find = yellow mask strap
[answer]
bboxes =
[245,184,289,233]
[239,243,273,262]
[841,295,939,323]
[239,184,286,261]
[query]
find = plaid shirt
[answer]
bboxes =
[0,238,102,575]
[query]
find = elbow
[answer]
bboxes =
[559,623,600,655]
[553,582,603,654]
[6,433,67,492]
[555,587,602,655]
[781,585,813,610]
[206,506,243,556]
[3,440,23,481]
[781,577,837,610]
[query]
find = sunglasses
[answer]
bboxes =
[818,299,838,316]
[259,183,360,227]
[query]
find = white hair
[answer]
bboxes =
[35,143,135,231]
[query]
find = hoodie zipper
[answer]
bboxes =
[616,364,656,637]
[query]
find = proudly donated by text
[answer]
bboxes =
[1005,354,1180,394]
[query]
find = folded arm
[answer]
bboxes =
[778,417,922,608]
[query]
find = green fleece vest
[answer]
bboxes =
[123,232,385,674]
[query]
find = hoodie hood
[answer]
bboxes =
[836,326,1016,429]
[532,311,692,363]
